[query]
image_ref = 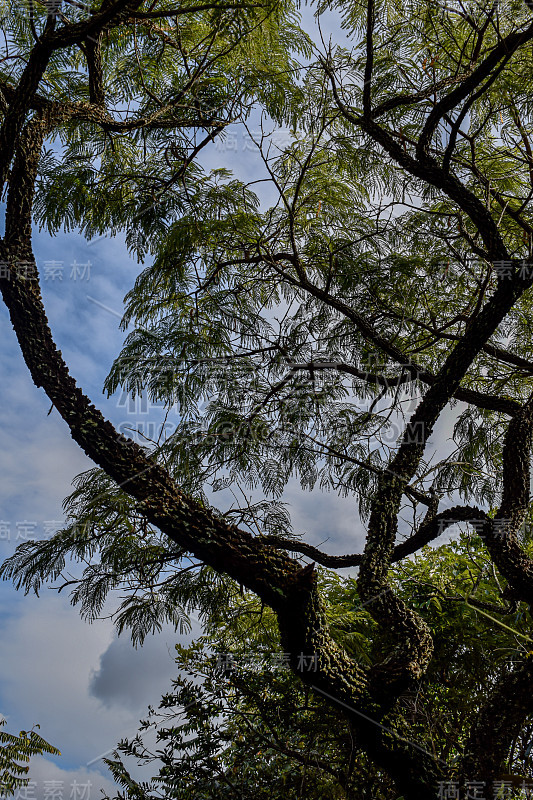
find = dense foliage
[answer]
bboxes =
[100,536,533,799]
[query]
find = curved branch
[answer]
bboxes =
[0,256,375,709]
[260,505,488,568]
[130,3,265,18]
[381,306,533,374]
[478,400,533,604]
[369,72,473,121]
[0,110,374,734]
[288,359,521,416]
[417,20,533,161]
[260,257,522,417]
[0,0,146,195]
[0,78,226,133]
[325,61,510,262]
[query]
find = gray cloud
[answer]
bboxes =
[89,629,184,712]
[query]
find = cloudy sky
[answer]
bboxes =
[0,8,465,800]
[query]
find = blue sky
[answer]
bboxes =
[0,225,194,797]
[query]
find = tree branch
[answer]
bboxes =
[259,505,489,568]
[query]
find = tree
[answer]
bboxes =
[0,719,60,798]
[99,571,390,800]
[5,0,533,797]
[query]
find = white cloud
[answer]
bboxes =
[0,239,197,794]
[24,755,118,800]
[0,592,199,778]
[0,595,119,764]
[0,342,93,560]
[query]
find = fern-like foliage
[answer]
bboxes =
[0,468,239,646]
[0,719,60,797]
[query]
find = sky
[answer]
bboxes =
[0,7,465,800]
